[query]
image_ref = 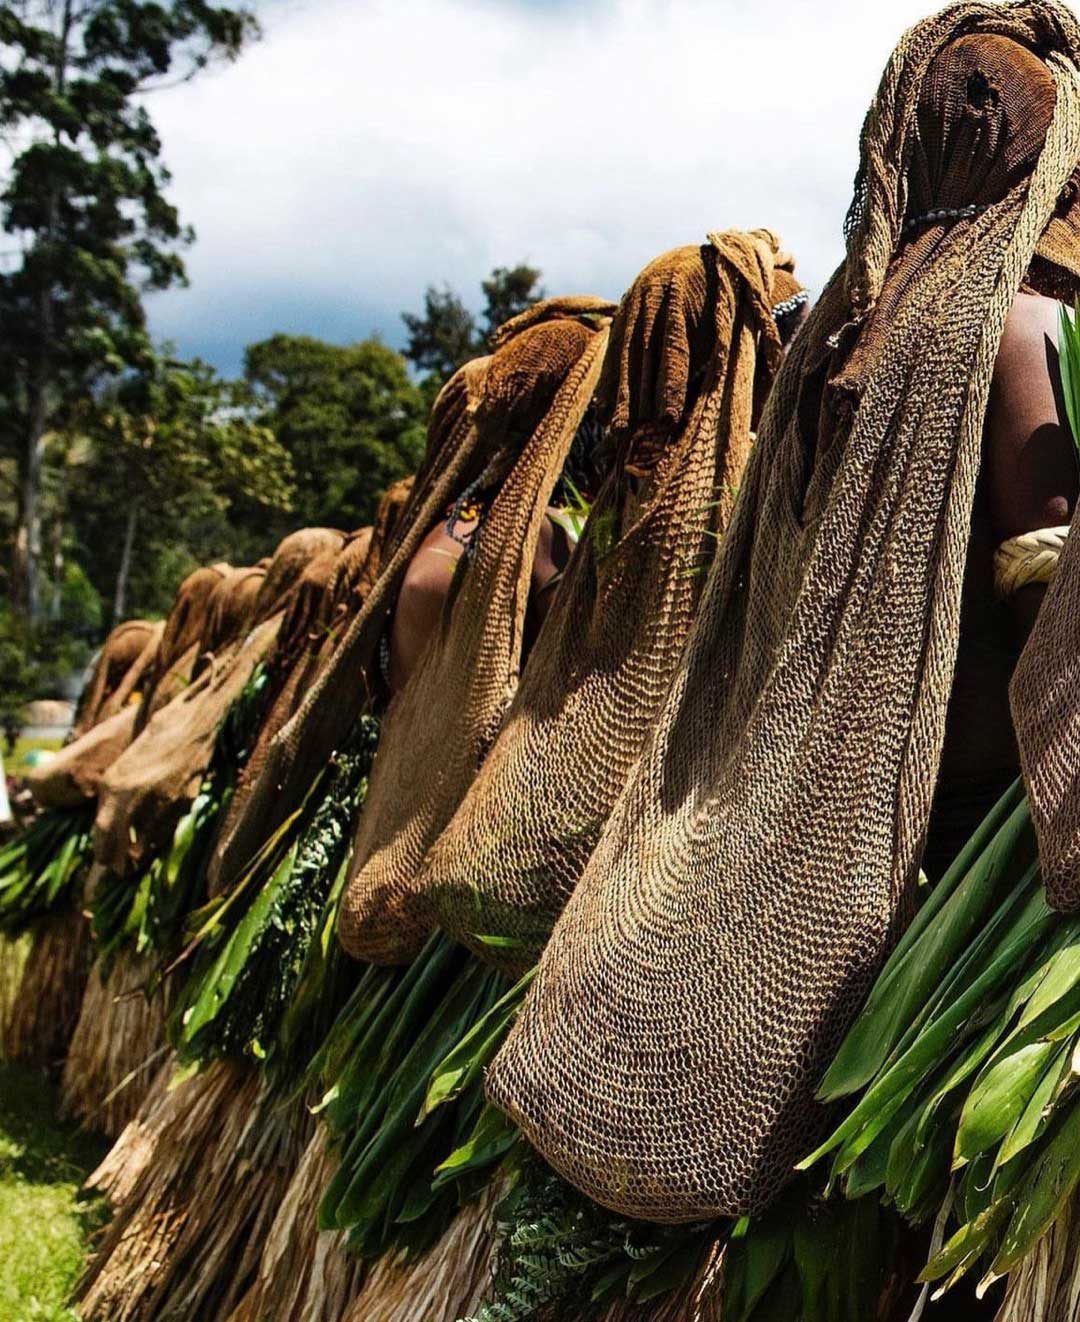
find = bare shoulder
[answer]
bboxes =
[994,292,1060,379]
[985,291,1075,542]
[400,521,469,598]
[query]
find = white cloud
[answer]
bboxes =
[146,0,935,373]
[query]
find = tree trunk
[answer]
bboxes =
[49,511,64,622]
[18,384,49,624]
[14,0,74,625]
[113,505,138,625]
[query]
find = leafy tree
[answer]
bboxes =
[0,0,259,623]
[69,350,294,623]
[401,263,544,392]
[401,285,476,385]
[242,334,426,538]
[479,263,544,343]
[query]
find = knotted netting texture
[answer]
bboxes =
[134,563,232,731]
[93,530,342,875]
[338,298,616,964]
[72,619,160,739]
[488,0,1080,1221]
[418,233,791,974]
[26,563,229,811]
[191,564,267,672]
[203,518,390,897]
[210,358,495,900]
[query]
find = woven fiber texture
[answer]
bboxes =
[338,298,616,963]
[93,530,341,875]
[134,563,231,731]
[419,233,793,974]
[205,523,378,896]
[27,706,141,810]
[1012,507,1080,906]
[488,2,1080,1222]
[25,563,229,812]
[209,360,496,899]
[202,526,375,898]
[72,620,161,739]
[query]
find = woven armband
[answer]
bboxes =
[993,526,1070,599]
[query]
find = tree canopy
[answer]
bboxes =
[402,263,544,390]
[242,334,427,540]
[0,0,259,621]
[68,350,294,623]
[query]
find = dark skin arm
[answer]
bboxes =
[984,291,1078,640]
[388,516,474,696]
[388,508,576,696]
[526,512,576,643]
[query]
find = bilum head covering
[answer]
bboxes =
[93,531,342,875]
[418,234,796,974]
[203,524,377,898]
[135,563,230,729]
[338,297,616,964]
[24,562,226,812]
[71,619,161,739]
[210,360,493,898]
[488,1,1080,1222]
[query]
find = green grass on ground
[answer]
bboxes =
[0,1065,109,1321]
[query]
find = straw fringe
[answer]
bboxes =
[344,1181,505,1322]
[996,1197,1080,1322]
[0,933,28,1059]
[61,950,172,1138]
[597,1237,725,1322]
[2,906,92,1070]
[227,1130,364,1322]
[78,1060,313,1321]
[86,1056,174,1206]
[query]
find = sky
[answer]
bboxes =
[146,0,937,377]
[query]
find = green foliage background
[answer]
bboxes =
[0,2,545,706]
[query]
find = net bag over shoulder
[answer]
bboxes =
[210,362,494,898]
[72,619,161,738]
[93,530,343,875]
[488,2,1080,1222]
[338,298,616,965]
[25,564,228,811]
[418,233,794,973]
[206,480,417,897]
[202,523,378,897]
[135,563,231,731]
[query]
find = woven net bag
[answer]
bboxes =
[25,563,228,812]
[93,530,342,875]
[202,524,380,897]
[72,619,160,739]
[418,233,793,973]
[210,361,495,897]
[134,563,231,731]
[488,1,1080,1222]
[337,298,616,964]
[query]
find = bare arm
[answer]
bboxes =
[388,520,473,695]
[984,292,1078,640]
[526,511,576,644]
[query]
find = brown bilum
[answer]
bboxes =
[211,354,495,902]
[93,530,343,877]
[60,534,338,1136]
[488,0,1080,1224]
[337,297,616,964]
[204,478,415,898]
[70,618,161,739]
[419,232,799,974]
[26,565,234,812]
